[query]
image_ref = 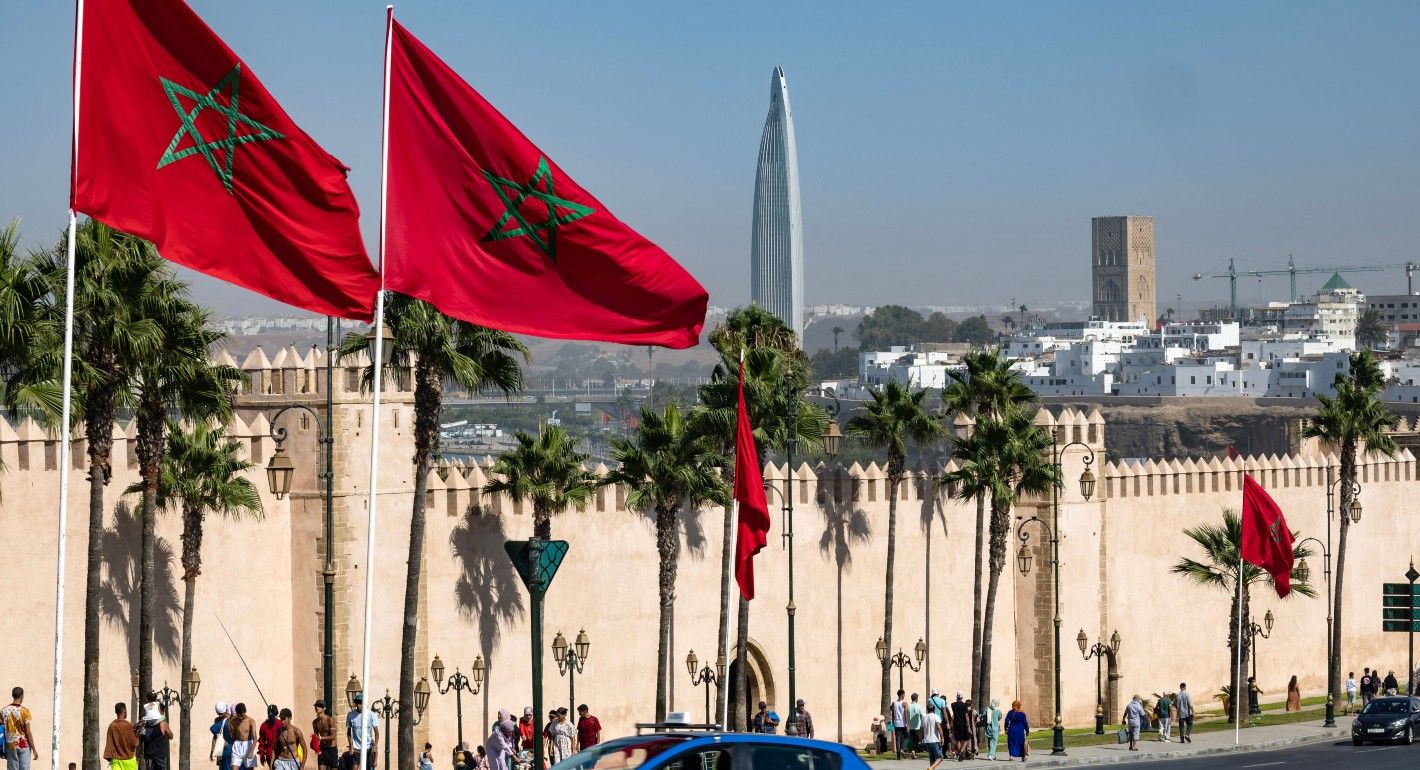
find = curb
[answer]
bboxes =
[1005,728,1351,767]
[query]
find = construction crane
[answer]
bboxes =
[1191,255,1417,318]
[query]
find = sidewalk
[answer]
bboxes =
[869,717,1353,767]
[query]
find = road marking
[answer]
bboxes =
[1240,763,1284,768]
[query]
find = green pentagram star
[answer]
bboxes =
[481,157,595,262]
[156,64,284,194]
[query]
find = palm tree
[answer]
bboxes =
[1171,509,1314,718]
[145,421,261,770]
[0,220,60,440]
[133,294,241,700]
[847,381,943,715]
[606,403,730,721]
[484,425,599,539]
[941,349,1034,704]
[342,294,525,770]
[831,325,845,354]
[1303,350,1398,700]
[693,305,820,729]
[1356,308,1388,350]
[22,220,166,769]
[943,407,1054,707]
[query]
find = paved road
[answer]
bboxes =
[1105,738,1418,768]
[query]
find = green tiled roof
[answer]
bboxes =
[1319,272,1353,292]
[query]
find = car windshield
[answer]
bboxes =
[551,737,690,770]
[1362,699,1412,715]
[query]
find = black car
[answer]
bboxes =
[1352,696,1420,745]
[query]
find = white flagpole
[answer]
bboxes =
[721,499,739,728]
[1235,554,1244,744]
[51,1,85,767]
[357,9,394,770]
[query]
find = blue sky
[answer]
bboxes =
[3,1,1419,316]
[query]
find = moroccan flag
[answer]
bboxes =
[733,359,771,600]
[1240,474,1295,598]
[72,0,380,320]
[383,18,708,348]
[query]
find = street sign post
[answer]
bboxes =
[506,539,569,770]
[1381,560,1420,694]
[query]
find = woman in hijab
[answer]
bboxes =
[485,713,517,770]
[1004,700,1029,762]
[983,699,1002,761]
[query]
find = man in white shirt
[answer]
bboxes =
[891,690,907,760]
[920,701,944,770]
[1345,672,1358,715]
[344,694,380,770]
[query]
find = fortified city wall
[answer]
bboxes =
[2,348,1418,760]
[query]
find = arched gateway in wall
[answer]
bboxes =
[727,639,777,726]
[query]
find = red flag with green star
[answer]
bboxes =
[71,0,380,320]
[383,17,708,348]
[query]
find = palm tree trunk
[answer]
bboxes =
[970,495,986,705]
[401,365,441,770]
[1332,442,1357,703]
[715,502,732,723]
[977,499,1009,710]
[655,506,679,722]
[84,391,116,770]
[180,575,196,770]
[1228,573,1252,720]
[880,471,900,719]
[137,398,164,707]
[735,598,749,731]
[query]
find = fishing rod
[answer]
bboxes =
[215,613,269,709]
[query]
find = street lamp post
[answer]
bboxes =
[1247,610,1274,714]
[1293,540,1333,724]
[686,651,726,725]
[1077,630,1119,735]
[431,654,485,751]
[373,681,430,770]
[1314,468,1362,727]
[1408,560,1419,697]
[153,668,201,770]
[875,637,925,694]
[1016,431,1096,756]
[552,630,590,717]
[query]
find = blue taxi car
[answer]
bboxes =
[550,721,868,770]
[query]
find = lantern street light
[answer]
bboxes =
[1078,630,1120,735]
[373,681,429,770]
[1247,610,1275,714]
[152,668,200,770]
[1015,420,1097,756]
[431,654,484,750]
[346,673,363,709]
[1319,468,1363,726]
[686,650,726,725]
[552,630,590,718]
[876,637,925,694]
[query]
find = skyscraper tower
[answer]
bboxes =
[750,66,804,341]
[1091,215,1156,324]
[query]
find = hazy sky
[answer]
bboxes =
[4,1,1420,317]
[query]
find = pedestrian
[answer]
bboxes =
[547,710,574,765]
[473,746,489,770]
[209,702,232,768]
[963,699,979,758]
[1175,684,1194,743]
[1003,701,1029,763]
[1344,673,1357,715]
[1360,668,1374,706]
[948,692,969,760]
[1155,692,1172,742]
[574,705,601,751]
[1384,670,1400,696]
[516,709,534,753]
[788,700,813,739]
[139,702,173,770]
[273,709,305,770]
[920,701,943,770]
[752,702,780,734]
[229,704,258,770]
[312,701,338,770]
[890,691,906,759]
[928,690,946,719]
[344,694,379,770]
[982,699,1002,761]
[1,687,37,770]
[103,703,139,770]
[906,694,922,760]
[1123,696,1145,752]
[1285,676,1301,711]
[484,714,516,770]
[260,706,282,768]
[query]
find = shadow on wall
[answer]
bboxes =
[99,501,183,671]
[451,504,526,659]
[818,489,871,742]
